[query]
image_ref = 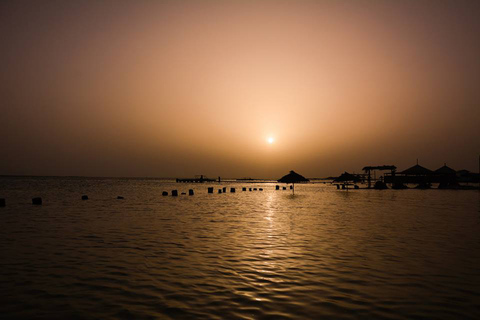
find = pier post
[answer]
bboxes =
[162,191,168,196]
[276,185,280,190]
[249,188,252,191]
[32,197,42,205]
[242,187,246,191]
[208,187,214,193]
[282,187,286,190]
[218,189,222,194]
[0,198,5,207]
[230,187,235,193]
[172,190,178,196]
[117,196,124,199]
[222,187,226,193]
[82,195,88,200]
[189,189,194,196]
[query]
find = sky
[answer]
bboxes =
[1,0,479,178]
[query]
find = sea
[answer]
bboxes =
[0,176,479,319]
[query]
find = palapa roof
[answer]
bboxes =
[434,164,456,175]
[399,164,433,175]
[333,172,361,183]
[278,170,309,183]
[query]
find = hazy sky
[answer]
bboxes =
[1,0,479,178]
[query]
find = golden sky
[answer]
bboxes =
[1,0,479,178]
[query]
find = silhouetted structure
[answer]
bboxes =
[171,190,178,196]
[82,195,88,200]
[0,198,5,207]
[208,187,214,193]
[222,187,226,193]
[189,189,194,196]
[392,182,408,189]
[415,182,431,189]
[333,172,361,190]
[117,196,124,199]
[435,164,456,176]
[162,191,168,196]
[32,197,42,205]
[242,187,246,191]
[278,170,309,194]
[275,185,280,190]
[218,189,222,193]
[456,169,480,183]
[362,165,396,188]
[381,161,477,188]
[230,188,235,193]
[374,181,388,189]
[434,164,457,187]
[176,175,215,183]
[384,161,432,185]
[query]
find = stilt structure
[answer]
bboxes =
[362,165,397,188]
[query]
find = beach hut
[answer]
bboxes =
[435,163,457,186]
[278,170,309,194]
[398,162,433,186]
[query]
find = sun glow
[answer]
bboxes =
[267,137,275,144]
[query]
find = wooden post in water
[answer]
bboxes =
[32,197,42,205]
[171,190,178,196]
[0,198,5,207]
[208,187,214,193]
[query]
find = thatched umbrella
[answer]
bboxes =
[333,172,361,190]
[278,170,309,194]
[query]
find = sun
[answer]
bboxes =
[267,137,275,144]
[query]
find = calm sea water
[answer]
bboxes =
[1,177,479,319]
